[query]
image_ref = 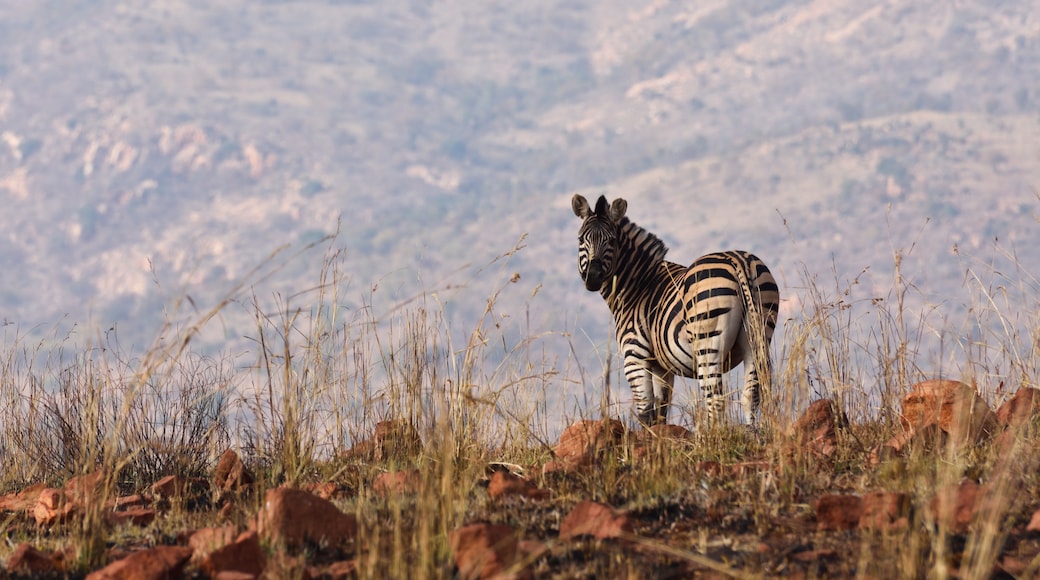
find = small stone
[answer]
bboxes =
[858,491,910,531]
[559,500,634,540]
[554,419,626,465]
[256,487,358,549]
[6,543,60,574]
[928,479,980,534]
[486,471,550,502]
[152,475,186,499]
[84,545,192,580]
[373,470,422,496]
[449,523,525,580]
[1028,508,1040,532]
[789,399,840,459]
[189,525,238,560]
[996,387,1040,429]
[374,419,423,462]
[200,530,266,578]
[214,449,255,492]
[814,494,863,531]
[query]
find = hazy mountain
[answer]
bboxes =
[0,0,1037,410]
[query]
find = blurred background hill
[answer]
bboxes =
[0,0,1037,414]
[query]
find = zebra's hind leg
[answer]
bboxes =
[628,365,659,427]
[698,366,726,427]
[741,348,771,427]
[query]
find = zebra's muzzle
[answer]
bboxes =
[583,259,606,291]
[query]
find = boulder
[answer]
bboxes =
[900,380,997,447]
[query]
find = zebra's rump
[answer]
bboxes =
[652,251,779,378]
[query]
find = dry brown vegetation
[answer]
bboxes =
[2,241,1040,580]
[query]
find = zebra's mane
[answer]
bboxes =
[618,217,669,265]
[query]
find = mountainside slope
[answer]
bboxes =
[0,0,1035,386]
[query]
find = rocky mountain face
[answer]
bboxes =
[0,1,1036,384]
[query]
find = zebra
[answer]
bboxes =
[571,194,780,427]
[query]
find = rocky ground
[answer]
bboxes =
[2,380,1040,579]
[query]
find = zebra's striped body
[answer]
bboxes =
[572,194,780,426]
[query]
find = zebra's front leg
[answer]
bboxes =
[651,368,675,425]
[624,355,673,426]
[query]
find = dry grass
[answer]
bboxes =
[1,234,1039,578]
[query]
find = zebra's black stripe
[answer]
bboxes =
[572,194,780,427]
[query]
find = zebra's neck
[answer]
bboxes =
[600,217,669,306]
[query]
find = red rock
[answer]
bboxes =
[106,508,157,527]
[998,555,1030,577]
[218,500,235,522]
[1027,508,1040,532]
[900,380,997,445]
[373,470,422,496]
[449,523,525,580]
[114,494,149,510]
[559,500,634,540]
[883,421,948,457]
[256,487,358,549]
[85,545,192,580]
[554,419,626,465]
[189,525,239,559]
[858,491,910,531]
[793,548,837,562]
[38,488,64,510]
[323,560,359,580]
[214,449,255,492]
[996,387,1040,429]
[374,419,423,462]
[518,539,549,562]
[66,470,105,503]
[929,479,980,534]
[0,483,48,513]
[152,475,186,499]
[304,481,340,500]
[487,471,550,502]
[789,399,840,459]
[33,488,75,526]
[5,543,60,574]
[814,494,863,531]
[200,530,266,578]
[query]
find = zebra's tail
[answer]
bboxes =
[728,253,775,420]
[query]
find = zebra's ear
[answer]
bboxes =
[572,194,591,218]
[608,198,628,223]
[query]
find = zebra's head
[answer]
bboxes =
[572,194,627,292]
